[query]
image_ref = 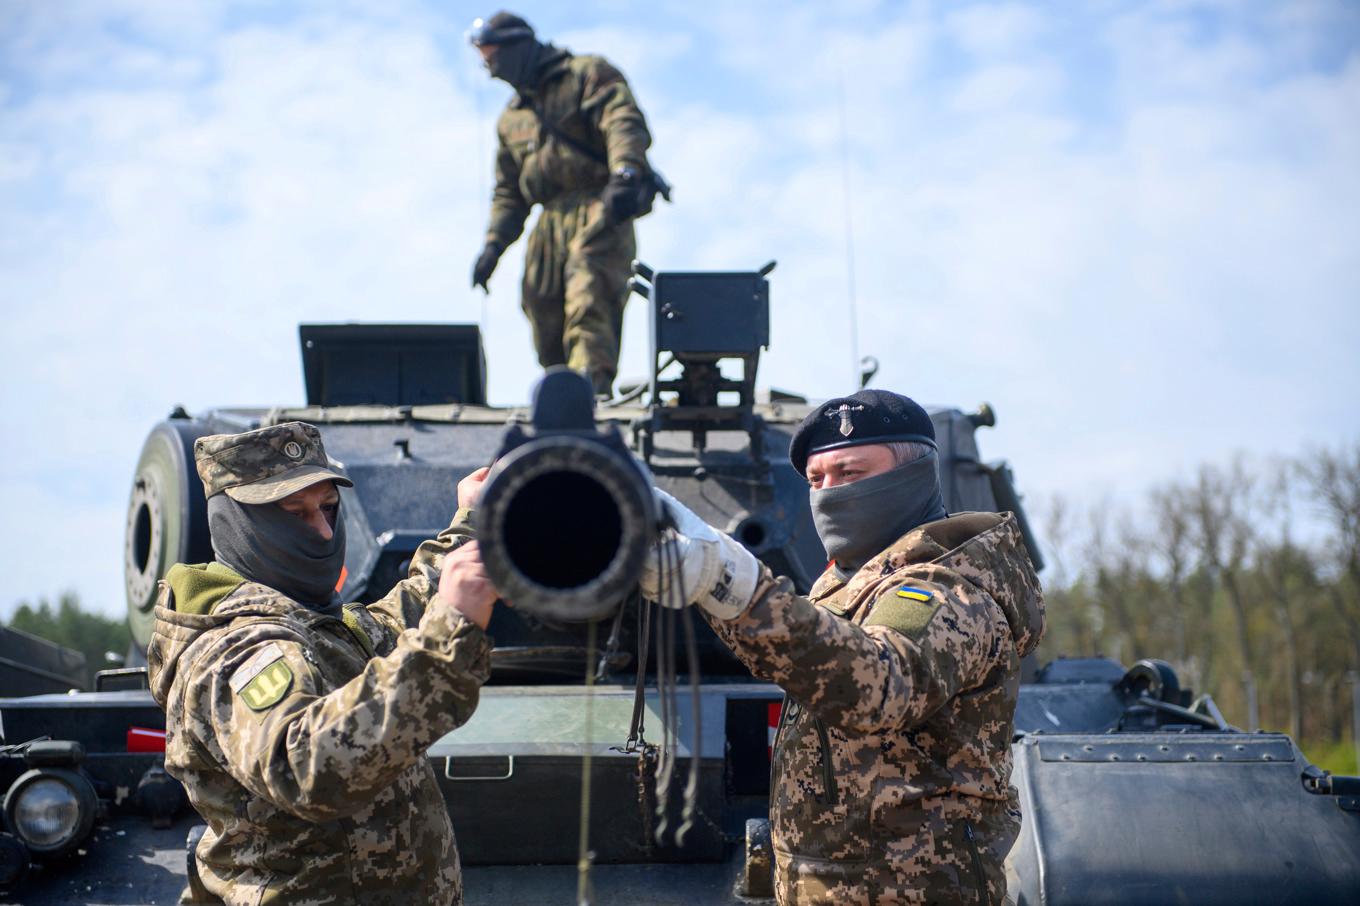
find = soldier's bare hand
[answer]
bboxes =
[457,466,491,509]
[437,541,497,630]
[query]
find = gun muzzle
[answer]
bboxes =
[476,370,659,622]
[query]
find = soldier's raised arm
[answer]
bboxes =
[355,466,489,645]
[697,565,1009,734]
[180,569,491,822]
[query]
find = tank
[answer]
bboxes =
[1,263,1357,904]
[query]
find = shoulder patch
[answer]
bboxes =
[238,660,294,712]
[865,586,942,639]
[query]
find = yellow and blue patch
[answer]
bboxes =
[867,585,941,639]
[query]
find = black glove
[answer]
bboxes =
[602,169,641,224]
[471,243,501,293]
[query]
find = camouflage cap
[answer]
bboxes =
[193,422,353,504]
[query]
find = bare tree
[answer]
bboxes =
[1256,465,1305,740]
[1299,444,1360,672]
[1191,458,1260,730]
[1151,484,1194,673]
[1035,493,1096,656]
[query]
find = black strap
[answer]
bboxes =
[525,97,671,202]
[527,99,609,167]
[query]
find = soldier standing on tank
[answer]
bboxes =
[467,11,658,399]
[640,390,1046,905]
[146,422,498,905]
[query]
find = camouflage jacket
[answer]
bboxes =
[147,509,490,906]
[486,48,652,251]
[705,512,1044,906]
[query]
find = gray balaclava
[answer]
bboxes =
[810,450,947,574]
[208,493,346,612]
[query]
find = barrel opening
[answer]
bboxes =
[131,501,154,574]
[502,472,622,589]
[736,518,767,549]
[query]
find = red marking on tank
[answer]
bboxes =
[127,727,167,753]
[768,702,782,760]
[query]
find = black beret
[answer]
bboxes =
[789,389,937,475]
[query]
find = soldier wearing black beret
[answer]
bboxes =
[640,389,1045,905]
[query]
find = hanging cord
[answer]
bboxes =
[596,597,629,682]
[612,587,659,854]
[652,532,700,847]
[619,593,653,753]
[675,601,703,846]
[652,538,678,843]
[576,618,599,906]
[613,529,705,850]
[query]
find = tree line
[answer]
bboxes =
[4,592,132,690]
[1032,442,1360,772]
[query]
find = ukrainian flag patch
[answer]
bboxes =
[867,585,941,638]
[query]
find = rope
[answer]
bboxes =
[576,618,598,906]
[604,531,707,861]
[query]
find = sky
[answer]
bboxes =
[1,0,1357,620]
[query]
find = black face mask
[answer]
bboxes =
[208,492,346,611]
[809,450,947,574]
[487,38,543,91]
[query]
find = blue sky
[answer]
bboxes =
[1,0,1358,619]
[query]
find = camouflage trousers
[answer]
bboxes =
[521,190,635,386]
[772,796,1018,905]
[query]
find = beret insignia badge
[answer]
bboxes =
[826,402,866,437]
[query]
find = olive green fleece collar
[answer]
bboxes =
[164,562,247,615]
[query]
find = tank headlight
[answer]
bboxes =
[3,769,97,857]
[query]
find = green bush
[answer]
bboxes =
[1301,737,1359,776]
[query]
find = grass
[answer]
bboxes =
[1299,737,1359,775]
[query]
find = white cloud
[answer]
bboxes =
[946,2,1047,58]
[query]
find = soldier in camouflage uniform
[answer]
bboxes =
[146,422,498,905]
[641,390,1045,905]
[468,11,656,398]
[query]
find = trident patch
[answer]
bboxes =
[825,402,865,437]
[239,661,293,711]
[229,643,295,711]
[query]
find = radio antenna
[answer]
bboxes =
[837,72,861,390]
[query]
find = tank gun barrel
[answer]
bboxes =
[477,368,661,623]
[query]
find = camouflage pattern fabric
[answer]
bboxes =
[147,510,489,905]
[521,192,634,378]
[703,512,1045,905]
[485,50,650,384]
[194,421,353,504]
